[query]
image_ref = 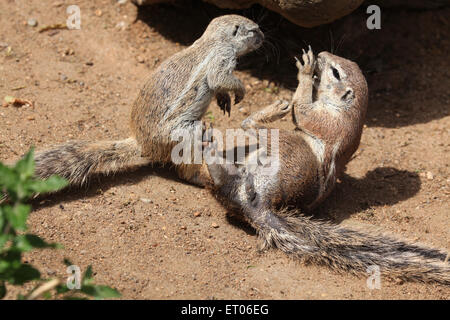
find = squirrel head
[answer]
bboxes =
[297,51,368,169]
[201,15,264,57]
[314,51,368,120]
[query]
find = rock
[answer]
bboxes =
[238,107,249,115]
[136,55,145,63]
[46,268,56,276]
[370,0,450,9]
[132,0,450,26]
[115,21,127,31]
[131,0,364,27]
[193,211,201,217]
[426,171,434,180]
[27,18,38,27]
[211,222,219,228]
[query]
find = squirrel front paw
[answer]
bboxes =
[269,99,291,117]
[295,46,315,78]
[234,85,245,105]
[216,92,231,116]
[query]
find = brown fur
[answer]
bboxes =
[33,15,263,186]
[208,49,449,285]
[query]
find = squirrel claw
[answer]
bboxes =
[296,45,315,76]
[234,91,244,107]
[216,92,231,116]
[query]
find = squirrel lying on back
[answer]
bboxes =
[207,48,450,285]
[33,15,263,187]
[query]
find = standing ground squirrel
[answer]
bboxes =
[208,48,450,285]
[33,15,263,187]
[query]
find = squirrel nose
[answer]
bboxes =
[254,29,264,45]
[257,29,264,41]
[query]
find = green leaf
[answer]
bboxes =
[29,175,68,193]
[14,234,61,252]
[0,260,10,275]
[0,209,4,231]
[80,284,95,296]
[4,204,30,231]
[0,281,6,299]
[0,234,11,251]
[81,285,121,299]
[14,148,35,181]
[84,265,93,279]
[0,162,18,193]
[56,284,70,294]
[42,291,52,299]
[0,250,22,273]
[63,296,89,300]
[93,285,121,299]
[8,264,40,285]
[82,265,94,286]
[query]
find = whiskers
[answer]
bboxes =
[335,33,347,56]
[328,29,348,56]
[261,35,282,64]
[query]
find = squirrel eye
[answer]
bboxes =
[331,67,340,80]
[232,25,239,36]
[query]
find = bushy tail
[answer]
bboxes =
[35,138,150,186]
[244,207,450,285]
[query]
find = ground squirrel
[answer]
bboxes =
[208,48,450,285]
[33,15,263,187]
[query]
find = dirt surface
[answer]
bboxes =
[1,0,449,299]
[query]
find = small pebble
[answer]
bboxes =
[193,211,201,217]
[115,21,127,30]
[136,55,145,63]
[426,171,434,180]
[27,18,38,27]
[211,222,219,228]
[238,107,249,115]
[46,268,56,276]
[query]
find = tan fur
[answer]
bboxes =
[32,15,263,186]
[208,49,449,285]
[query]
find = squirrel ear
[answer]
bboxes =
[341,88,354,101]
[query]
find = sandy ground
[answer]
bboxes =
[0,0,449,299]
